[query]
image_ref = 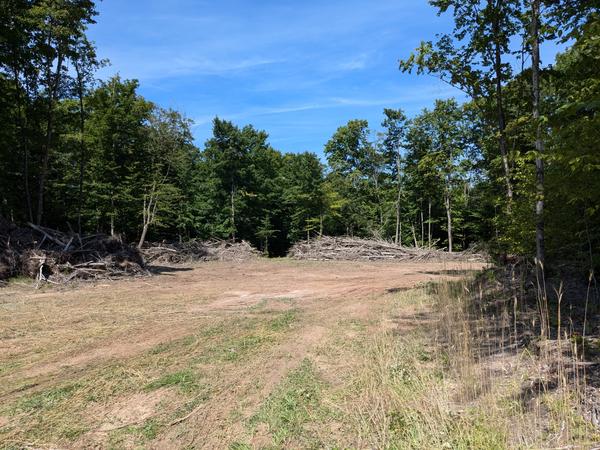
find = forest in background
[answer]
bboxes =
[0,0,599,267]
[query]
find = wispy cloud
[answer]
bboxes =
[89,0,473,153]
[329,88,461,108]
[336,53,370,71]
[189,84,462,129]
[98,53,283,81]
[264,86,461,115]
[167,57,283,77]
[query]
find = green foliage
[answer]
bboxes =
[399,1,600,267]
[83,77,153,236]
[195,118,285,252]
[1,0,598,270]
[543,13,600,264]
[280,152,326,242]
[324,119,386,236]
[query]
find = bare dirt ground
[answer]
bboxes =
[0,258,484,448]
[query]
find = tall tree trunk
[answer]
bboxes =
[23,143,33,223]
[138,192,157,249]
[230,183,236,241]
[491,0,514,207]
[394,153,402,245]
[138,224,149,249]
[411,223,418,247]
[531,0,545,267]
[138,195,149,249]
[36,51,64,225]
[138,181,161,249]
[420,208,424,247]
[428,199,432,248]
[445,189,453,253]
[374,176,384,226]
[399,221,402,246]
[395,188,401,245]
[110,195,115,237]
[319,213,323,236]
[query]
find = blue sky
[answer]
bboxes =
[87,0,559,155]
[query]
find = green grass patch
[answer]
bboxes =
[229,442,252,450]
[139,418,161,440]
[250,358,325,446]
[249,297,297,313]
[247,298,269,311]
[1,383,89,444]
[144,369,199,393]
[59,425,89,441]
[16,383,80,412]
[197,310,299,364]
[268,309,297,331]
[104,418,164,448]
[337,317,368,332]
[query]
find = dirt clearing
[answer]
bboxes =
[0,258,484,448]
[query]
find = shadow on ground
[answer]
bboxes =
[148,265,194,275]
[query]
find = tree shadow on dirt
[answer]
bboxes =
[452,264,600,415]
[148,265,194,275]
[418,269,480,276]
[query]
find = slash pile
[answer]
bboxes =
[141,239,261,264]
[0,215,263,284]
[288,236,486,262]
[0,218,146,283]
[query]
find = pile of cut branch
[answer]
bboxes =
[141,239,260,264]
[207,239,261,262]
[141,240,211,264]
[0,218,147,283]
[288,236,486,262]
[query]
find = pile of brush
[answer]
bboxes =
[141,240,211,264]
[0,216,263,285]
[141,239,261,264]
[207,239,261,262]
[0,218,146,283]
[288,236,486,262]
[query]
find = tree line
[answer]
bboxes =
[1,1,598,267]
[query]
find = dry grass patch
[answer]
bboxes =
[0,306,300,448]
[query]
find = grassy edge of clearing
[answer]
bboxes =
[232,286,511,449]
[232,281,600,449]
[1,276,599,449]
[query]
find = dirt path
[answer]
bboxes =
[0,258,485,448]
